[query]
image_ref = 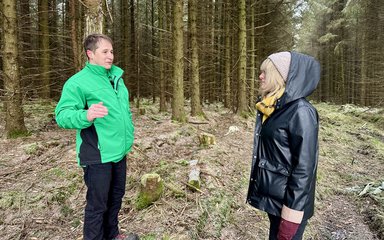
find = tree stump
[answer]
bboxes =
[135,173,164,210]
[198,132,216,147]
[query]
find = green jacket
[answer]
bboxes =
[55,62,134,165]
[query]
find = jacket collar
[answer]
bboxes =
[85,62,124,79]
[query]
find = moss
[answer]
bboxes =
[196,209,209,234]
[141,234,156,240]
[196,191,235,237]
[188,179,201,190]
[176,159,189,166]
[239,111,251,119]
[135,173,164,210]
[60,204,74,217]
[71,218,81,228]
[51,190,69,204]
[8,129,30,138]
[25,143,40,155]
[0,191,25,209]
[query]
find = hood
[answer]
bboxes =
[278,51,320,108]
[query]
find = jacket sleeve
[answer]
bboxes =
[285,105,319,211]
[55,81,93,130]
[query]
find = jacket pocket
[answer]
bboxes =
[257,158,290,201]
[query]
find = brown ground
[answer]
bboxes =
[0,101,383,240]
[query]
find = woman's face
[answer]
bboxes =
[259,71,266,89]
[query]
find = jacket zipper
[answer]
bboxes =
[115,76,128,151]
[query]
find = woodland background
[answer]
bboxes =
[1,0,384,137]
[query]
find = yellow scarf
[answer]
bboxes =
[256,88,285,123]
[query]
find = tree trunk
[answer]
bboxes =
[224,0,231,108]
[171,0,186,122]
[83,0,104,35]
[2,0,28,137]
[70,0,82,71]
[151,0,156,103]
[120,0,130,100]
[249,2,255,108]
[158,0,167,112]
[130,0,137,101]
[136,1,141,109]
[19,0,32,97]
[39,0,50,98]
[237,0,247,114]
[189,0,203,116]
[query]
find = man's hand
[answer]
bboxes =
[87,102,108,122]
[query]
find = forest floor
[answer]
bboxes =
[0,100,384,240]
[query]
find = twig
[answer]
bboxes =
[132,145,150,160]
[188,120,209,125]
[75,184,85,200]
[183,181,203,193]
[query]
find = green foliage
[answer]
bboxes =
[196,191,234,237]
[71,218,81,228]
[318,33,338,44]
[0,191,25,209]
[60,204,74,217]
[140,234,156,240]
[196,208,209,234]
[239,111,251,119]
[24,143,40,155]
[51,190,69,204]
[176,159,189,166]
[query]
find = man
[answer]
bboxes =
[55,34,138,240]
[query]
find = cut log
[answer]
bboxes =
[188,160,201,191]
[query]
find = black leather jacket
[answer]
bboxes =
[247,52,320,220]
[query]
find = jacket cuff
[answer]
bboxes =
[81,110,93,126]
[281,205,304,224]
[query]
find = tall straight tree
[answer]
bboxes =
[130,0,137,101]
[2,0,27,137]
[158,0,167,111]
[70,0,83,71]
[121,0,131,97]
[171,0,186,122]
[38,0,50,98]
[151,0,156,103]
[237,0,247,114]
[189,0,203,116]
[360,0,379,106]
[84,0,104,35]
[249,1,255,108]
[19,0,33,94]
[223,0,231,108]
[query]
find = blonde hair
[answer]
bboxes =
[259,58,285,97]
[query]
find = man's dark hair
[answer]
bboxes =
[83,34,113,56]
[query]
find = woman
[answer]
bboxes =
[246,51,321,240]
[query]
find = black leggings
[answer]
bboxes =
[268,214,308,240]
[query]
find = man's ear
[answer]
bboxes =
[86,50,93,60]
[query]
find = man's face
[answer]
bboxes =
[87,39,114,69]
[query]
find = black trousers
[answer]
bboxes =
[83,157,127,240]
[268,214,308,240]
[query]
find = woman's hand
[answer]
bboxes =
[277,219,300,240]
